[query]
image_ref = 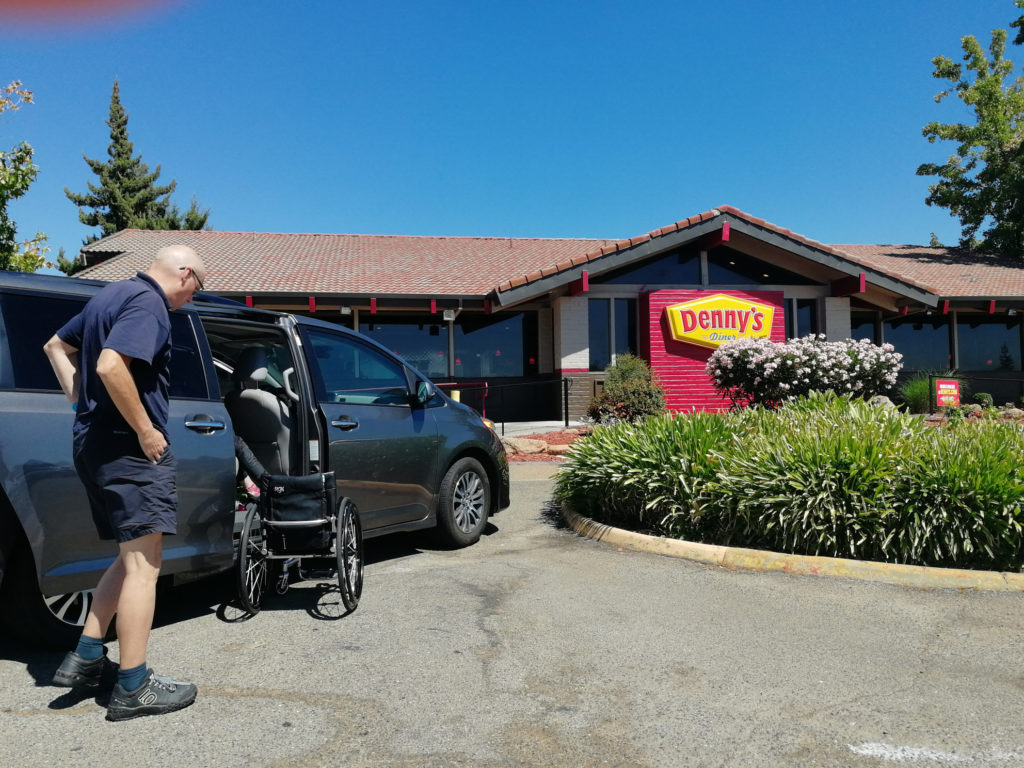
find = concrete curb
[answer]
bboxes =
[562,508,1024,592]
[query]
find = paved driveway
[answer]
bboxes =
[2,463,1024,767]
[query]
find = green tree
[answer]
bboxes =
[0,81,50,273]
[917,3,1024,257]
[64,80,210,258]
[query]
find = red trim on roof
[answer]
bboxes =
[831,273,866,297]
[568,271,589,296]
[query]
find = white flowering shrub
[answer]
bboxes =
[705,334,903,408]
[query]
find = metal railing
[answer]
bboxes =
[436,378,571,435]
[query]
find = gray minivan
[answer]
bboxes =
[0,271,509,647]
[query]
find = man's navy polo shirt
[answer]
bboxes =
[57,272,173,440]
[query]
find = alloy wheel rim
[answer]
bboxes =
[44,590,93,627]
[453,471,485,533]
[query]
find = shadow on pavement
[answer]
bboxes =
[539,499,569,530]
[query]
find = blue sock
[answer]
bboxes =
[74,635,104,661]
[118,662,148,692]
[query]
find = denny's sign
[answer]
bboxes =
[664,294,775,349]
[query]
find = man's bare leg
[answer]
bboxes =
[80,556,125,642]
[112,532,162,670]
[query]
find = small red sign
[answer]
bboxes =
[935,379,960,407]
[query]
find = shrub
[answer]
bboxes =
[899,372,932,414]
[586,354,666,423]
[705,335,902,409]
[975,392,994,408]
[897,371,967,413]
[556,391,1024,571]
[554,411,736,535]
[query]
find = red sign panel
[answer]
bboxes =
[935,379,960,407]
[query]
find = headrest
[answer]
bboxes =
[234,347,270,385]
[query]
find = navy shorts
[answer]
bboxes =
[73,429,178,543]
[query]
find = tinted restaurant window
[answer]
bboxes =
[851,312,880,345]
[598,247,700,285]
[708,248,819,286]
[360,315,449,378]
[957,316,1021,371]
[589,298,637,371]
[785,299,819,339]
[884,315,950,371]
[614,298,637,359]
[588,299,610,372]
[453,311,537,378]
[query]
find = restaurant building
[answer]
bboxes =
[76,205,1024,419]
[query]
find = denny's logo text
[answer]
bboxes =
[664,294,775,349]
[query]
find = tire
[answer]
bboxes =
[237,502,268,615]
[0,544,92,650]
[336,497,363,612]
[435,457,490,548]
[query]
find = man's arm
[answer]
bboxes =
[43,335,80,404]
[96,347,168,463]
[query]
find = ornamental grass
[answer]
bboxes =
[554,391,1024,571]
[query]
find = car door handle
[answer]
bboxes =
[185,415,227,433]
[331,418,359,431]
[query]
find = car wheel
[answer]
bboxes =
[436,457,490,547]
[1,545,92,649]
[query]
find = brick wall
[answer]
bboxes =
[554,296,589,371]
[823,297,851,340]
[560,371,605,420]
[640,290,786,412]
[537,307,554,374]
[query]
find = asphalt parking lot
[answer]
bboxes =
[3,462,1024,768]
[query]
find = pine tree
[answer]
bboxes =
[64,80,210,252]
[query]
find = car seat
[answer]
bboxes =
[225,347,295,476]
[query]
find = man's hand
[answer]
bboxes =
[138,425,168,463]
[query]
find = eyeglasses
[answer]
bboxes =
[180,265,205,292]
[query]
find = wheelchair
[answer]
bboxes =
[235,437,364,616]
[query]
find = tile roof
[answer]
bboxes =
[75,206,1024,302]
[827,244,1024,299]
[78,229,615,297]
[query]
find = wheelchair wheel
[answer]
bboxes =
[237,503,268,615]
[336,497,363,612]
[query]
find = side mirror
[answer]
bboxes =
[415,380,437,405]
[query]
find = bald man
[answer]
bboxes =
[43,244,207,721]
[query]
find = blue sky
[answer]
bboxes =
[1,0,1020,271]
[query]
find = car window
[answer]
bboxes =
[0,291,208,398]
[0,292,85,391]
[168,312,209,399]
[304,328,409,405]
